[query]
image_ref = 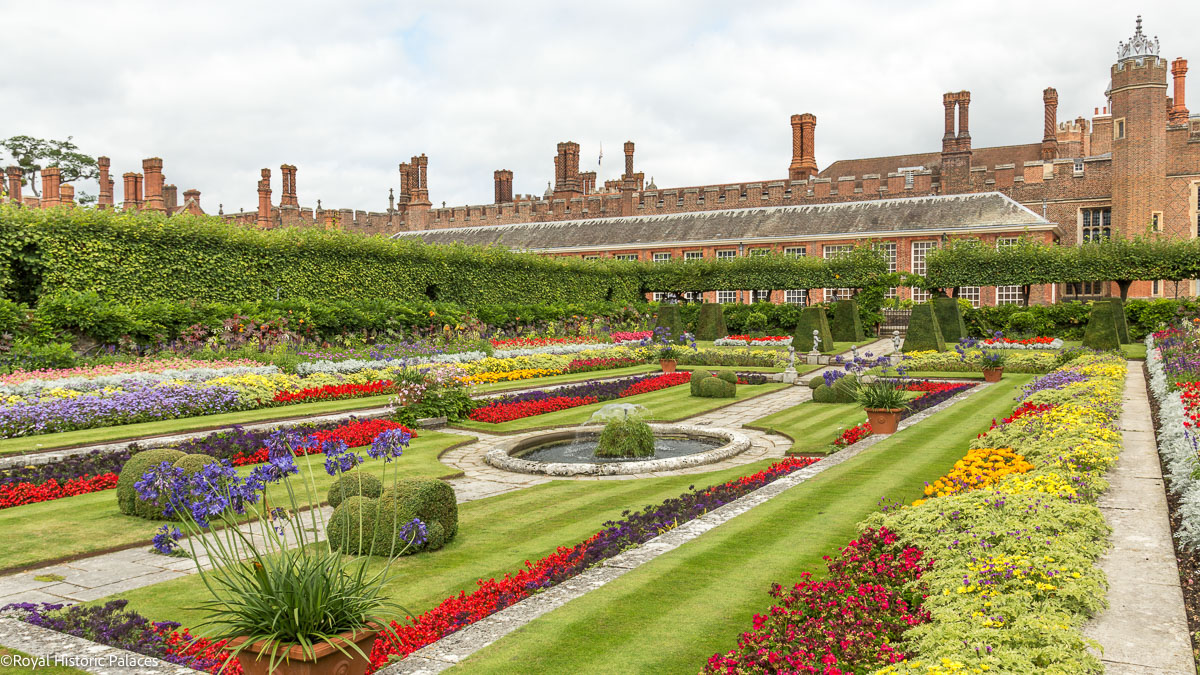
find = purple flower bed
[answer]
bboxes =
[1017,369,1088,401]
[902,382,975,419]
[1,600,225,671]
[0,384,244,439]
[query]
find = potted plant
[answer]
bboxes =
[979,349,1006,382]
[854,378,910,435]
[658,343,680,373]
[135,428,426,675]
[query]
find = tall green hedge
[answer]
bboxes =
[932,296,967,343]
[830,299,865,342]
[1081,301,1121,351]
[694,303,728,340]
[903,303,945,352]
[0,206,641,305]
[793,307,834,352]
[639,248,887,293]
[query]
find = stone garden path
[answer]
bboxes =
[1082,365,1193,674]
[0,339,892,609]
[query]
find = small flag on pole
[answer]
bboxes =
[598,142,603,166]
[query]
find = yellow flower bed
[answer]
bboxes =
[913,447,1033,505]
[457,368,563,385]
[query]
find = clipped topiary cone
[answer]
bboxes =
[932,296,967,343]
[830,299,865,342]
[902,303,946,352]
[1082,300,1122,351]
[695,303,728,340]
[793,307,834,352]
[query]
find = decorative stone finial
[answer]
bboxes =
[1117,15,1159,62]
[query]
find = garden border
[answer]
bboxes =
[0,617,203,675]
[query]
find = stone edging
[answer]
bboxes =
[376,380,987,674]
[483,424,750,476]
[0,617,204,674]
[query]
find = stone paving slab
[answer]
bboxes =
[1083,365,1192,674]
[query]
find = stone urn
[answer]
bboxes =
[660,359,677,373]
[982,368,1003,383]
[228,626,379,675]
[864,408,903,435]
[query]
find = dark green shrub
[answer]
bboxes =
[903,304,946,352]
[327,496,379,556]
[932,296,966,343]
[745,311,768,334]
[830,300,865,342]
[830,374,859,403]
[716,370,738,384]
[690,371,712,396]
[694,303,728,340]
[117,448,185,517]
[173,453,218,476]
[793,307,834,352]
[1106,298,1130,343]
[595,417,655,458]
[808,375,825,390]
[1082,301,1121,351]
[373,478,458,556]
[811,384,838,403]
[4,338,76,370]
[654,304,685,339]
[1005,311,1040,337]
[0,298,27,335]
[327,472,384,508]
[697,376,737,398]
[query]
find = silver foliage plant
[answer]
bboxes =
[0,365,281,398]
[1145,336,1200,549]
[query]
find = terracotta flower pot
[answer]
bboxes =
[228,626,379,675]
[660,359,677,373]
[864,408,903,435]
[982,368,1004,383]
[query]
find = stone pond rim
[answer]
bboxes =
[484,424,751,477]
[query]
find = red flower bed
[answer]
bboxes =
[563,357,642,374]
[272,380,394,404]
[703,527,932,674]
[366,456,820,671]
[726,335,791,343]
[466,396,599,424]
[0,473,119,509]
[986,401,1057,433]
[156,625,241,674]
[833,421,872,448]
[230,419,418,466]
[617,372,691,398]
[490,336,600,348]
[1181,381,1200,427]
[902,380,967,393]
[610,331,653,342]
[982,336,1054,345]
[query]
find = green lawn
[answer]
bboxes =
[0,647,86,675]
[107,460,786,627]
[453,382,788,433]
[0,432,469,572]
[744,400,867,456]
[456,376,1031,674]
[1060,340,1147,359]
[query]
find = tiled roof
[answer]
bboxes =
[393,192,1052,251]
[818,143,1043,179]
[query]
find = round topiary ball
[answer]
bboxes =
[831,374,859,403]
[808,376,825,390]
[811,384,837,403]
[327,496,379,556]
[425,521,447,551]
[327,472,383,509]
[174,453,219,475]
[373,478,458,556]
[716,371,738,385]
[699,376,736,398]
[690,373,714,397]
[117,448,186,517]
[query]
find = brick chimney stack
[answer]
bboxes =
[554,142,582,196]
[956,91,971,150]
[1042,87,1059,160]
[1171,58,1189,124]
[122,172,143,210]
[40,167,61,208]
[623,141,635,178]
[142,158,165,212]
[798,114,817,180]
[256,168,272,228]
[59,184,75,207]
[5,167,22,204]
[182,189,202,215]
[397,162,411,204]
[409,154,430,206]
[97,157,113,209]
[788,115,804,180]
[494,169,513,203]
[163,184,178,213]
[280,164,299,207]
[942,92,957,152]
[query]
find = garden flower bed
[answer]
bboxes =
[980,336,1063,349]
[489,336,603,348]
[705,353,1123,674]
[829,381,976,449]
[466,372,692,423]
[0,417,416,509]
[713,335,793,346]
[0,358,267,387]
[902,349,1059,373]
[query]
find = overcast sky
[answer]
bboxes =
[2,1,1196,214]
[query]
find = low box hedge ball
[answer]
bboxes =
[698,376,736,398]
[174,453,219,476]
[690,372,712,396]
[117,448,185,517]
[327,472,383,508]
[327,496,379,556]
[811,384,838,403]
[716,370,738,385]
[373,478,458,556]
[808,375,825,390]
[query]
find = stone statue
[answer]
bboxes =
[786,346,796,371]
[810,329,822,356]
